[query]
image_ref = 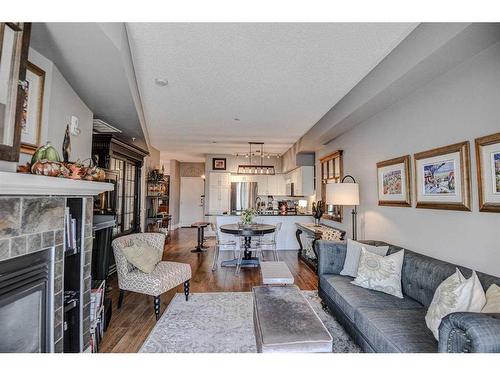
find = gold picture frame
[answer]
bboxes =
[20,61,45,154]
[376,155,411,207]
[475,132,500,212]
[414,141,471,211]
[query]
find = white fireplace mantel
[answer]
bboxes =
[0,171,114,196]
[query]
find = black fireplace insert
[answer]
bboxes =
[0,249,54,353]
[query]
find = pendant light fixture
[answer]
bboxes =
[237,142,276,175]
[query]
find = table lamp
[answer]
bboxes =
[326,175,360,240]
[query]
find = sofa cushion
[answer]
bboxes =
[340,239,389,277]
[352,248,404,298]
[320,274,422,321]
[354,307,437,353]
[482,284,500,313]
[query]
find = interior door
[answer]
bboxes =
[180,177,205,226]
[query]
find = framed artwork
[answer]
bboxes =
[0,22,31,162]
[20,61,45,153]
[212,157,226,170]
[475,132,500,212]
[414,141,471,211]
[376,155,411,207]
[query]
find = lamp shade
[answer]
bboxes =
[326,182,359,205]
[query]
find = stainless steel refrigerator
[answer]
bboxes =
[231,182,258,212]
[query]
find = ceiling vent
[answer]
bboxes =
[93,119,122,134]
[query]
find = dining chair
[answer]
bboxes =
[211,222,238,271]
[256,222,282,261]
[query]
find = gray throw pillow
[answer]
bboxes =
[340,239,389,277]
[122,241,160,274]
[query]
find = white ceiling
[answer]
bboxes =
[127,23,416,161]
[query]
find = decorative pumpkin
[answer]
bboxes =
[31,142,61,165]
[31,160,70,177]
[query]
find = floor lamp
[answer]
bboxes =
[326,175,360,240]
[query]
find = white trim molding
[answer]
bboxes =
[0,172,114,196]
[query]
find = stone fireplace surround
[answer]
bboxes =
[0,172,113,353]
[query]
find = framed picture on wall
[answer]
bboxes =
[212,157,226,170]
[20,61,45,154]
[414,141,471,211]
[475,132,500,212]
[376,155,411,207]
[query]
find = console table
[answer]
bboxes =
[295,223,345,271]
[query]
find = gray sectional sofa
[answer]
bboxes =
[316,240,500,353]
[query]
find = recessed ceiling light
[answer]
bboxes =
[234,118,240,121]
[212,141,217,144]
[154,78,168,87]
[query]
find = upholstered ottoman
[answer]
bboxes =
[252,285,333,353]
[260,261,294,285]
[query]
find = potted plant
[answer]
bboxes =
[240,208,256,228]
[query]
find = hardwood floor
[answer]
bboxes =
[99,228,318,353]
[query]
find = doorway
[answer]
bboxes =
[179,177,205,227]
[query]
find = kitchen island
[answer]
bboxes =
[213,213,313,250]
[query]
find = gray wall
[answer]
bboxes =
[319,41,500,276]
[17,48,92,166]
[2,48,93,171]
[169,160,181,228]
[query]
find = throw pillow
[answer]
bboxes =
[340,239,389,277]
[425,269,486,340]
[482,284,500,313]
[121,241,160,274]
[351,248,405,298]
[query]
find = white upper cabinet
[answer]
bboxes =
[209,172,231,187]
[285,166,314,196]
[208,172,231,214]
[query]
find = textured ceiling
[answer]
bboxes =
[127,23,416,161]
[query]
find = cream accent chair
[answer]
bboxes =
[112,233,192,320]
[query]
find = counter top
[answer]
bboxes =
[206,212,312,217]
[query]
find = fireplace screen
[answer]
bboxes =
[0,249,53,353]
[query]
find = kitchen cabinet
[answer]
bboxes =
[208,172,231,214]
[255,174,286,196]
[268,174,286,196]
[209,172,231,187]
[208,186,230,214]
[286,166,315,196]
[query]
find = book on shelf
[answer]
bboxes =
[64,208,78,251]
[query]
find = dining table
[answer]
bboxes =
[219,223,276,268]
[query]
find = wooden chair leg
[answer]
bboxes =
[154,296,161,320]
[118,290,125,309]
[184,280,190,301]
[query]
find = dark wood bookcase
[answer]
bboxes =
[92,134,148,235]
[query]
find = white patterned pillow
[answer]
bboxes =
[340,239,389,277]
[352,248,404,298]
[425,269,486,340]
[482,284,500,313]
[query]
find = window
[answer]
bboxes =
[320,150,343,222]
[110,157,138,235]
